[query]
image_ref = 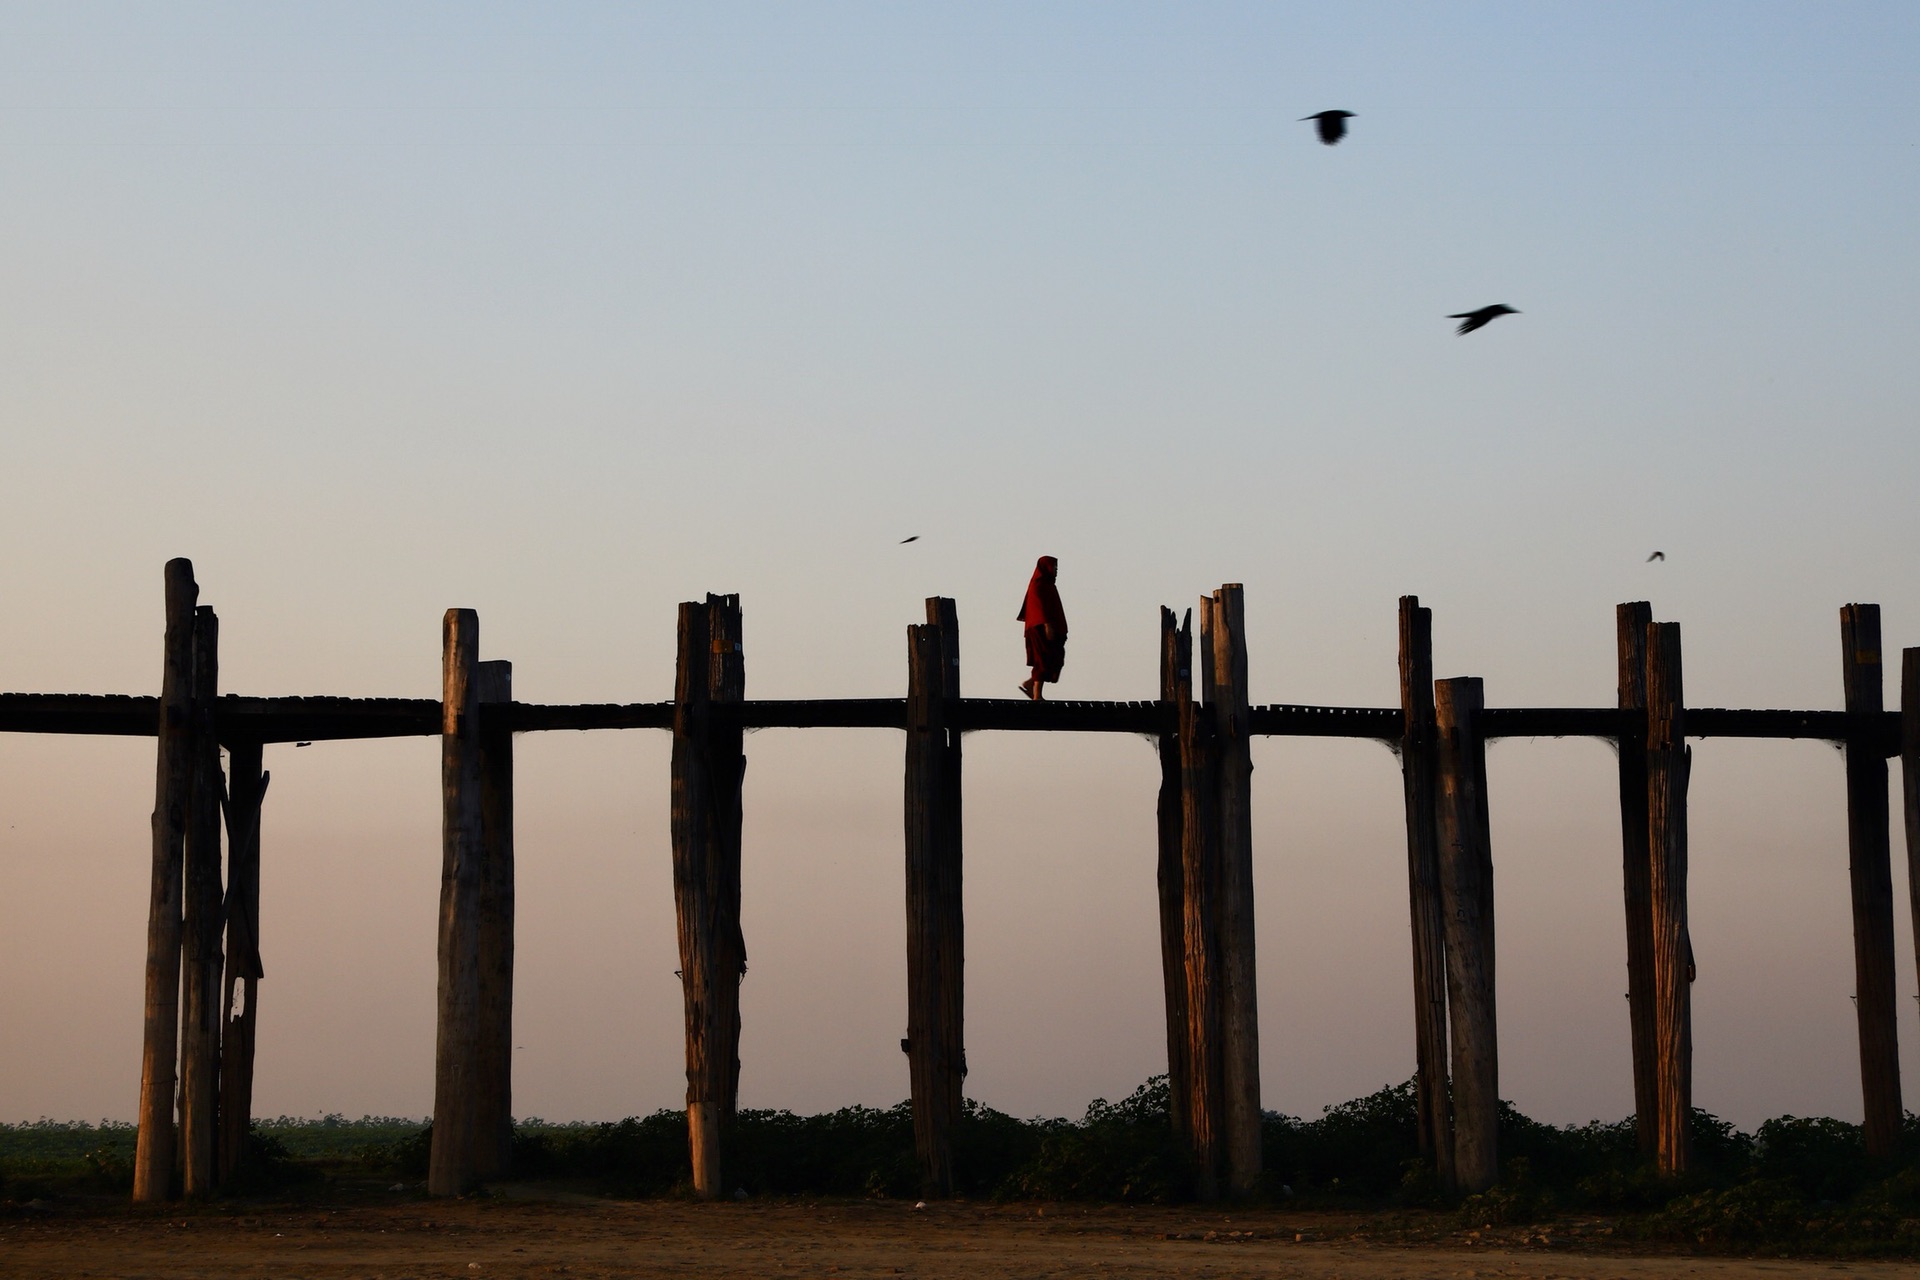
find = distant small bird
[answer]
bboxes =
[295,741,312,748]
[1450,304,1519,335]
[1301,110,1355,145]
[1646,551,1665,562]
[899,536,919,544]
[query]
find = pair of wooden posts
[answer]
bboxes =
[1394,598,1699,1192]
[1152,588,1263,1198]
[427,611,518,1195]
[132,559,267,1202]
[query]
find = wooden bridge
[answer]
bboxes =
[6,560,1914,1203]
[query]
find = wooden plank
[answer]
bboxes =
[1205,586,1262,1197]
[472,661,516,1182]
[1178,626,1222,1199]
[1646,621,1692,1176]
[1156,607,1193,1147]
[1841,605,1902,1160]
[672,596,747,1200]
[179,606,224,1197]
[1615,602,1658,1159]
[1434,677,1497,1194]
[429,609,485,1196]
[135,558,196,1204]
[1398,597,1452,1186]
[0,688,1902,749]
[496,701,674,733]
[218,740,267,1187]
[1250,704,1402,738]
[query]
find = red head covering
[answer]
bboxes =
[1017,556,1067,635]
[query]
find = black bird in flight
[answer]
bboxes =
[899,536,920,544]
[1646,551,1665,562]
[295,741,313,748]
[1301,110,1355,145]
[1450,304,1519,335]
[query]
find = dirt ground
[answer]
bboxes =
[3,1195,1916,1280]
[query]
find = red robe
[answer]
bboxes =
[1017,556,1068,682]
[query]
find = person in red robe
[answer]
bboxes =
[1017,555,1068,701]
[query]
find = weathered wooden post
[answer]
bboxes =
[904,598,964,1195]
[218,740,267,1186]
[1840,605,1902,1160]
[179,606,224,1197]
[430,609,485,1196]
[135,558,196,1203]
[473,660,516,1181]
[671,595,747,1199]
[1156,607,1193,1146]
[1177,630,1223,1199]
[1434,676,1497,1193]
[1397,597,1452,1186]
[1645,621,1692,1175]
[1202,585,1262,1196]
[1615,602,1659,1159]
[1901,650,1920,1034]
[928,596,965,1167]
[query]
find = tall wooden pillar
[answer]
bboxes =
[1645,621,1692,1175]
[1155,607,1193,1146]
[1397,597,1452,1186]
[1615,602,1659,1158]
[218,740,267,1185]
[672,595,747,1200]
[1900,650,1920,1068]
[904,598,963,1195]
[135,558,197,1203]
[179,606,224,1197]
[1202,585,1262,1196]
[1177,640,1223,1199]
[473,660,516,1181]
[1840,605,1901,1160]
[430,609,485,1196]
[1434,677,1497,1193]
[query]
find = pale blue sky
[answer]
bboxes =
[2,3,1918,1128]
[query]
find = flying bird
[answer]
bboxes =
[1450,304,1519,335]
[295,741,312,748]
[899,536,920,544]
[1301,110,1355,145]
[1646,551,1665,562]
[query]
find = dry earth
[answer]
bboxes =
[3,1196,1916,1280]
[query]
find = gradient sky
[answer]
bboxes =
[3,2,1919,1131]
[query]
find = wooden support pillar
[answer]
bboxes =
[1434,677,1497,1194]
[1155,607,1193,1147]
[179,606,224,1197]
[1901,650,1920,1071]
[1177,637,1223,1199]
[430,608,485,1196]
[1645,621,1692,1175]
[1202,585,1262,1196]
[904,597,964,1195]
[1397,597,1452,1187]
[135,558,196,1203]
[473,660,516,1181]
[1615,602,1659,1159]
[1841,605,1902,1160]
[218,740,267,1186]
[672,595,747,1200]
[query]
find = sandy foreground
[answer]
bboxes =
[3,1196,1916,1280]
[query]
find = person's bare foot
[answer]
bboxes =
[1018,679,1038,701]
